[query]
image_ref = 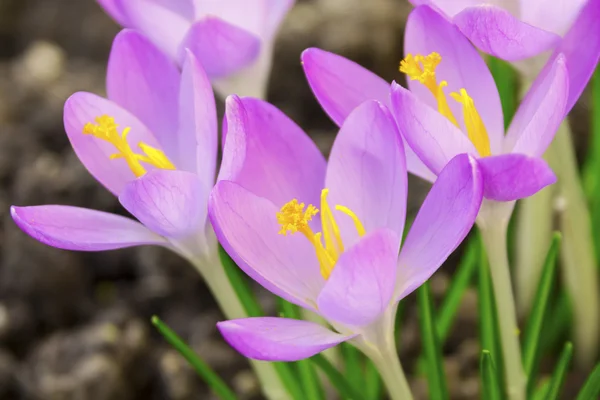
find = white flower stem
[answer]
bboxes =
[479,211,526,400]
[186,251,292,400]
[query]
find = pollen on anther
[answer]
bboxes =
[399,52,441,86]
[276,199,318,235]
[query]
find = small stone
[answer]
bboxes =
[16,41,66,86]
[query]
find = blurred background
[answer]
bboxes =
[0,0,592,399]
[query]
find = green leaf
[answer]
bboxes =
[151,316,238,400]
[342,342,365,396]
[576,362,600,400]
[476,232,506,397]
[522,232,561,389]
[531,379,551,400]
[364,359,382,400]
[480,350,502,400]
[583,66,600,199]
[488,56,518,127]
[311,354,366,400]
[545,342,574,400]
[417,281,449,400]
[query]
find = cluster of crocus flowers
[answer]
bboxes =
[96,0,295,98]
[211,95,483,399]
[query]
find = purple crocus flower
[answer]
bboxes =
[209,95,483,369]
[302,5,570,205]
[11,29,218,266]
[96,0,295,98]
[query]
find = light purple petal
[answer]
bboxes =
[176,50,218,180]
[454,5,560,61]
[301,47,435,181]
[520,0,588,37]
[64,92,164,196]
[180,17,261,79]
[478,154,556,201]
[326,101,407,243]
[396,154,482,301]
[119,170,208,238]
[219,95,326,208]
[107,29,180,160]
[96,0,129,26]
[504,55,568,157]
[217,317,353,361]
[11,205,165,251]
[546,0,600,114]
[209,181,324,310]
[415,0,483,17]
[390,83,478,175]
[405,5,504,155]
[119,0,192,61]
[317,229,400,327]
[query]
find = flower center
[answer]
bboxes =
[276,188,365,280]
[400,52,491,157]
[83,115,175,177]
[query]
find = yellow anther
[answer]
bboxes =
[400,53,458,127]
[450,89,491,157]
[277,189,366,280]
[83,115,175,177]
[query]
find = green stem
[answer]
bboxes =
[478,210,526,400]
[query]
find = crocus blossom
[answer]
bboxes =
[303,5,569,204]
[210,96,483,361]
[96,0,295,98]
[11,29,218,264]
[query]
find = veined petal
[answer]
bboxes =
[396,154,482,301]
[504,55,568,157]
[405,5,504,155]
[301,48,434,181]
[209,181,324,310]
[11,205,165,251]
[177,51,218,180]
[107,30,180,160]
[119,170,208,238]
[119,0,192,61]
[217,317,354,361]
[390,83,477,175]
[180,17,261,79]
[219,96,326,208]
[326,101,407,242]
[64,92,164,196]
[478,154,556,201]
[317,229,400,327]
[453,5,560,61]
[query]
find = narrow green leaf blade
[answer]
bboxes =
[417,281,449,400]
[546,342,574,400]
[364,359,382,400]
[311,354,366,400]
[480,350,502,400]
[522,233,561,382]
[583,65,600,198]
[576,362,600,400]
[151,316,238,400]
[219,246,263,317]
[342,342,365,397]
[488,56,518,127]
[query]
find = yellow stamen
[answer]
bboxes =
[400,53,458,126]
[276,189,366,280]
[83,115,175,177]
[450,89,491,157]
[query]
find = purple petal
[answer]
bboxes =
[217,317,353,361]
[504,55,568,157]
[520,0,588,37]
[390,83,477,175]
[119,170,208,238]
[119,0,192,61]
[396,154,482,300]
[547,0,600,114]
[405,5,504,155]
[11,205,165,251]
[176,50,218,181]
[454,5,560,61]
[64,92,164,196]
[209,181,324,310]
[107,30,180,160]
[317,229,400,327]
[180,17,261,78]
[326,101,407,243]
[301,48,391,126]
[478,154,556,201]
[96,0,129,26]
[219,96,326,208]
[414,0,483,17]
